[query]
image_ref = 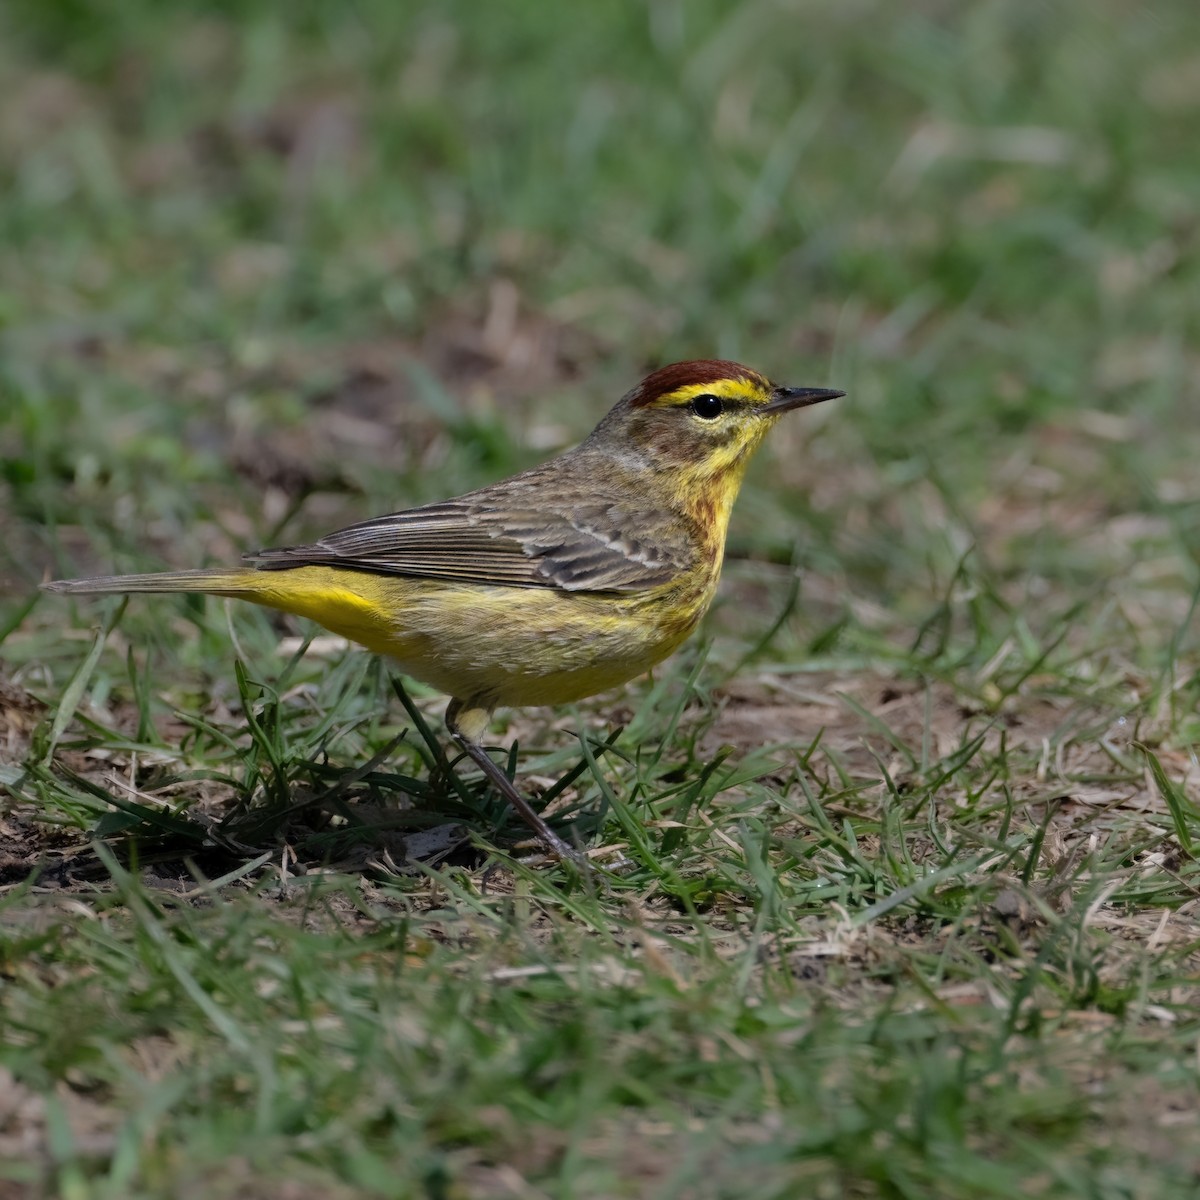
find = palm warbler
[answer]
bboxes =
[45,359,841,859]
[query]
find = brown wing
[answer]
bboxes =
[247,455,697,594]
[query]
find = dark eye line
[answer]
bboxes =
[688,391,758,420]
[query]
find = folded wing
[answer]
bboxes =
[248,467,696,594]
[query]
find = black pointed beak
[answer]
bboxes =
[764,385,845,414]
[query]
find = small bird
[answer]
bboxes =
[44,360,842,860]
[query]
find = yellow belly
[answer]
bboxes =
[228,566,713,709]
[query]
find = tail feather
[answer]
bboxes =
[42,568,260,596]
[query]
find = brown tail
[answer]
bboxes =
[42,568,262,596]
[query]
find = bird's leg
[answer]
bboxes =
[445,699,580,863]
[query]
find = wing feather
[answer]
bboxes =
[248,454,697,594]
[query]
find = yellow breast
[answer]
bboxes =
[229,563,720,709]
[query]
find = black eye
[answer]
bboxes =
[690,394,724,420]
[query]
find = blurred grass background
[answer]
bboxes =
[2,1,1200,1197]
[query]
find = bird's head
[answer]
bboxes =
[589,359,842,487]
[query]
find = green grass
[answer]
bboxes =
[2,1,1200,1196]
